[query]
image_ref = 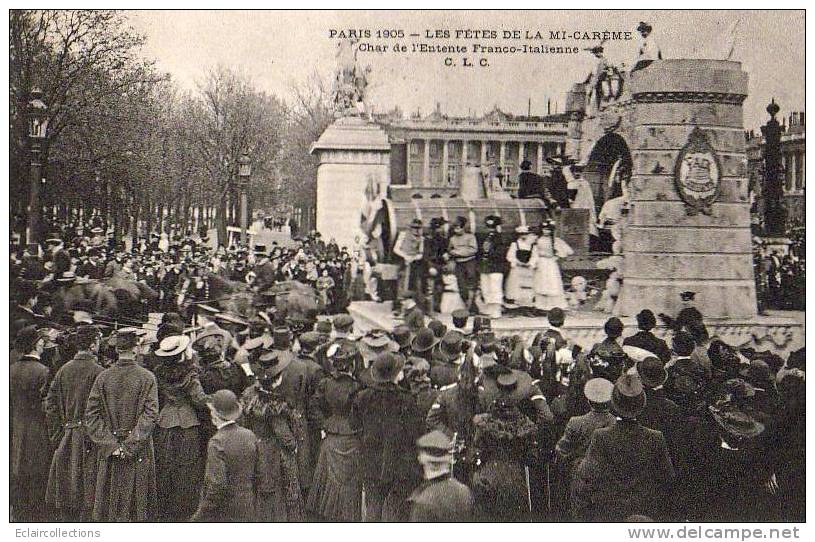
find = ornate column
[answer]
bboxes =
[441,140,449,186]
[480,140,488,165]
[499,141,506,171]
[461,139,469,166]
[518,141,525,166]
[423,138,431,186]
[537,143,544,173]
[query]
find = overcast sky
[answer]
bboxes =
[127,10,804,131]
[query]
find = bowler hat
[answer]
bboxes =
[436,331,464,362]
[611,374,646,419]
[258,349,292,377]
[333,314,354,333]
[584,377,614,403]
[428,319,448,339]
[452,309,469,330]
[208,389,242,421]
[636,309,657,331]
[272,328,291,350]
[371,352,406,383]
[672,331,695,357]
[411,328,440,353]
[637,356,667,388]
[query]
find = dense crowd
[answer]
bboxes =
[9,220,806,523]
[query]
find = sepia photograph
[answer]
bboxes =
[6,7,806,529]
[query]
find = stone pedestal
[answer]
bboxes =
[310,117,390,249]
[613,60,758,319]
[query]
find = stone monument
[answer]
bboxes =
[310,40,390,249]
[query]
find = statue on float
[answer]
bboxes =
[334,38,372,118]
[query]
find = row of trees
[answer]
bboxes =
[10,9,334,247]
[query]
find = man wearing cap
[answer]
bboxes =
[571,374,675,521]
[478,215,506,318]
[11,326,53,521]
[84,328,159,521]
[351,352,424,521]
[623,309,671,363]
[447,216,478,313]
[637,357,683,444]
[192,389,259,522]
[407,430,473,522]
[555,378,616,472]
[393,218,426,305]
[44,326,105,521]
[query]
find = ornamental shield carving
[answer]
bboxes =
[674,128,722,216]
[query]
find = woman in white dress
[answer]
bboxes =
[439,261,466,314]
[564,165,598,237]
[534,221,573,311]
[504,226,539,307]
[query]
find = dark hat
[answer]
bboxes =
[636,21,653,33]
[392,325,412,348]
[589,45,605,54]
[710,403,764,439]
[258,349,292,378]
[742,360,771,383]
[272,328,291,350]
[411,328,440,353]
[671,331,696,357]
[604,317,624,339]
[410,218,423,229]
[112,328,141,351]
[548,307,565,328]
[253,244,267,255]
[611,374,646,419]
[584,377,614,403]
[680,291,696,302]
[333,314,354,333]
[429,217,448,229]
[484,215,502,228]
[722,378,756,401]
[451,309,469,330]
[637,356,668,388]
[496,372,518,391]
[299,331,325,354]
[520,160,532,171]
[314,320,332,335]
[416,430,453,457]
[437,330,464,362]
[207,389,242,421]
[15,325,47,353]
[636,309,657,331]
[404,308,426,333]
[371,352,406,383]
[428,319,447,339]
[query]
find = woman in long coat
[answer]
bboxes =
[534,222,573,311]
[241,351,306,521]
[307,343,364,521]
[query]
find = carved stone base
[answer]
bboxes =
[347,301,803,358]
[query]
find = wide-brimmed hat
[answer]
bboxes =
[584,377,614,403]
[710,402,764,439]
[637,356,667,388]
[611,374,646,419]
[359,329,399,359]
[154,335,191,358]
[258,349,292,378]
[207,389,242,421]
[411,328,440,353]
[371,352,406,383]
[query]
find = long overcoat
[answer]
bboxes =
[84,355,159,521]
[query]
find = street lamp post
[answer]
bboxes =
[237,152,252,247]
[26,87,49,251]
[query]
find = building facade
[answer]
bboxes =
[375,105,569,200]
[746,111,805,227]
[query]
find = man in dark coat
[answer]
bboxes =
[84,329,159,521]
[623,309,671,363]
[517,160,546,200]
[351,352,424,522]
[192,390,259,522]
[555,378,616,473]
[637,357,683,441]
[291,331,329,491]
[45,326,105,520]
[11,326,53,521]
[571,374,675,521]
[408,431,473,522]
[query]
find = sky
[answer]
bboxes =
[127,10,804,131]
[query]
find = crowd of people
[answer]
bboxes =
[9,219,806,523]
